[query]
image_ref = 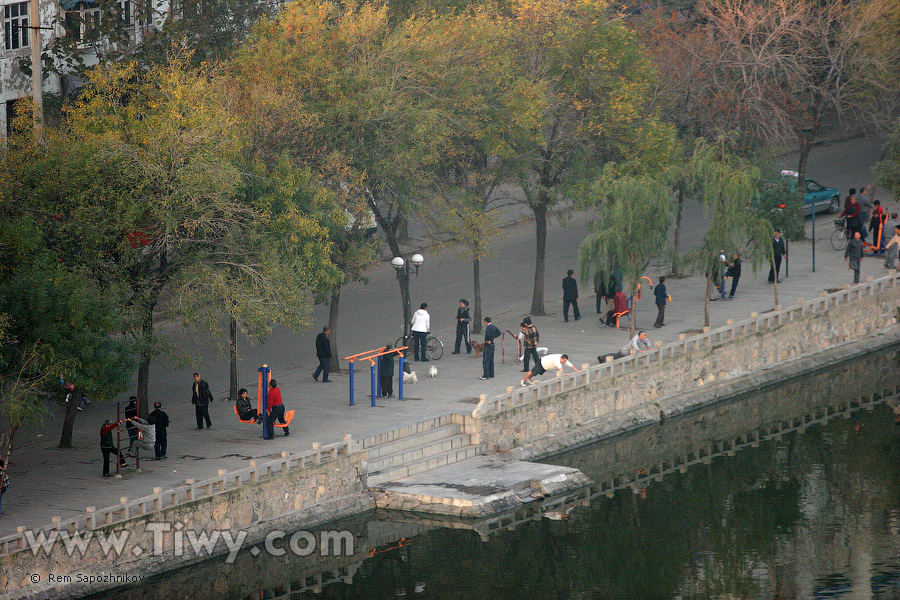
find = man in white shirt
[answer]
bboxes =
[521,353,579,386]
[410,303,431,362]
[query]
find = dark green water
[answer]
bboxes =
[86,348,900,600]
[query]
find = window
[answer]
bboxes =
[64,5,101,42]
[117,0,130,26]
[3,1,29,51]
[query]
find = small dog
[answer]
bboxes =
[403,371,418,384]
[471,340,485,358]
[428,365,438,378]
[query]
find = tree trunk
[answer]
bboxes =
[58,386,80,449]
[672,183,685,276]
[629,280,637,339]
[328,291,341,373]
[530,202,548,315]
[229,314,238,403]
[136,314,153,418]
[772,262,779,306]
[704,275,712,328]
[795,138,814,240]
[472,257,483,334]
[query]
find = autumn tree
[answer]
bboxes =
[503,0,665,314]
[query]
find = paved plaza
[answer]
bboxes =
[0,135,891,537]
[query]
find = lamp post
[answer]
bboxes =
[391,253,424,342]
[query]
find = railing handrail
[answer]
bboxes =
[474,272,900,418]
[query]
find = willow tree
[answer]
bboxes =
[688,137,774,327]
[579,173,673,338]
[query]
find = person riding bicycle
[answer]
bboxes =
[840,194,863,239]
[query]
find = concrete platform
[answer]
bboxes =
[371,456,592,518]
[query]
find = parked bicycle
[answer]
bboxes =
[831,218,849,251]
[394,334,444,361]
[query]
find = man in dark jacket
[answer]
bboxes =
[844,230,864,284]
[100,420,127,477]
[124,397,138,456]
[191,373,213,430]
[480,317,501,380]
[767,230,787,283]
[147,402,170,459]
[653,276,667,328]
[313,326,332,383]
[562,270,580,322]
[724,252,741,298]
[452,299,472,355]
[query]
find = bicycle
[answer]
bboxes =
[831,218,849,251]
[394,334,444,361]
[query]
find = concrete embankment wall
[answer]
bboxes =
[469,278,900,458]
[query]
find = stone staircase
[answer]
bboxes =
[362,415,478,487]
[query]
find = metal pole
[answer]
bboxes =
[349,361,354,406]
[403,265,411,342]
[259,365,271,438]
[370,361,377,407]
[116,403,122,477]
[376,357,382,398]
[135,401,141,473]
[28,0,42,138]
[398,356,405,400]
[811,205,816,272]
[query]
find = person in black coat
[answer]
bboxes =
[724,252,741,298]
[480,317,501,380]
[313,326,332,383]
[767,230,787,283]
[191,373,213,429]
[452,299,472,354]
[653,276,667,328]
[147,402,169,459]
[562,270,580,322]
[380,344,395,398]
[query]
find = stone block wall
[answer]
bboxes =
[1,452,370,597]
[474,282,900,455]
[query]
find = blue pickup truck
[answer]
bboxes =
[781,170,841,215]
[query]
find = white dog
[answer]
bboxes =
[403,371,418,384]
[428,365,438,378]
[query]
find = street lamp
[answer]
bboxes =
[392,253,424,342]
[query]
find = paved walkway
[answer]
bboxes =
[1,133,891,537]
[2,213,890,538]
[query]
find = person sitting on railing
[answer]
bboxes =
[236,388,261,423]
[521,354,580,386]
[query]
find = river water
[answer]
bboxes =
[85,347,900,600]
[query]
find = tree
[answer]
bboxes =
[579,171,673,337]
[503,0,664,314]
[237,1,457,337]
[875,121,900,201]
[688,136,774,326]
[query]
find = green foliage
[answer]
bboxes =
[876,121,900,200]
[579,170,673,335]
[755,176,804,241]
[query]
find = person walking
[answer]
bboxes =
[768,230,787,283]
[147,402,170,459]
[100,419,127,477]
[521,318,540,373]
[884,225,900,269]
[191,373,213,430]
[124,396,138,457]
[724,252,741,298]
[313,326,332,383]
[480,317,501,380]
[845,230,864,284]
[410,303,431,362]
[452,299,472,355]
[380,344,395,398]
[520,353,579,386]
[562,270,581,322]
[653,276,667,328]
[264,379,289,439]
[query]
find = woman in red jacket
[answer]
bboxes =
[264,380,289,440]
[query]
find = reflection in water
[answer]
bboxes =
[84,348,900,600]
